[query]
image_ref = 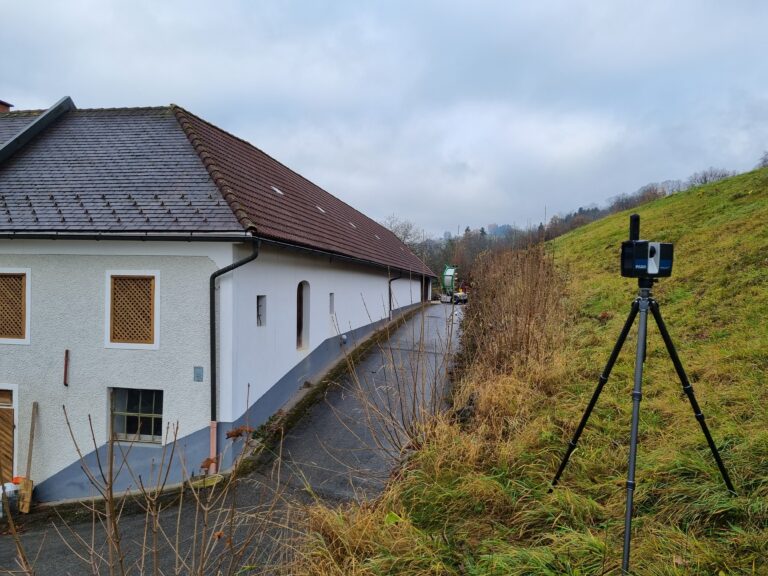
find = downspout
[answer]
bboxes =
[388,270,403,320]
[209,237,260,473]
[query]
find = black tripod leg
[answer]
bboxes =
[622,297,649,573]
[649,300,736,495]
[549,300,639,491]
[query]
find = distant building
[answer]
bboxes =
[0,97,434,501]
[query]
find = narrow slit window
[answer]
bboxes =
[297,281,310,349]
[110,275,155,344]
[257,295,266,327]
[329,292,335,315]
[0,273,26,340]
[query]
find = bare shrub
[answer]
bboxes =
[331,301,458,463]
[3,408,297,575]
[459,243,565,380]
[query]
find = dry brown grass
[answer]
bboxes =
[287,244,570,575]
[458,243,565,380]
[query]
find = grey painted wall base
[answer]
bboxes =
[34,302,422,502]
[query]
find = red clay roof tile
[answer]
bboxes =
[172,105,433,276]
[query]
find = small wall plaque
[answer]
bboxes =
[193,366,204,382]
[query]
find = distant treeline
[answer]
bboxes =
[542,167,736,240]
[387,161,766,285]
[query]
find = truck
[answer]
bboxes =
[439,265,468,304]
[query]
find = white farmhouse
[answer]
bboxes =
[0,97,433,502]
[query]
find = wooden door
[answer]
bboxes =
[0,390,13,483]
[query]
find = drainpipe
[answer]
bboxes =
[208,237,260,472]
[388,270,403,320]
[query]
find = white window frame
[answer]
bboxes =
[104,270,160,350]
[0,268,31,345]
[109,387,164,444]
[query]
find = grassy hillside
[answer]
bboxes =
[291,169,768,575]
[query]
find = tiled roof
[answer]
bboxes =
[0,107,241,233]
[172,106,433,275]
[0,102,433,276]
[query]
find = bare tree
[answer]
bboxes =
[686,167,735,187]
[660,179,685,194]
[756,151,768,169]
[380,214,423,249]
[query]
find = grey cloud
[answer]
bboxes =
[2,0,768,235]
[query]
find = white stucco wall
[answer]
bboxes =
[0,240,233,485]
[224,245,424,422]
[0,238,427,490]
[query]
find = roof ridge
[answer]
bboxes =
[0,110,45,117]
[171,105,255,233]
[0,106,172,116]
[75,105,173,113]
[0,96,75,166]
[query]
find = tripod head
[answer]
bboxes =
[621,214,673,281]
[637,276,656,293]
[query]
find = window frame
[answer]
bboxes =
[104,270,160,350]
[257,294,266,327]
[110,387,164,444]
[296,280,310,350]
[0,268,31,345]
[0,384,19,480]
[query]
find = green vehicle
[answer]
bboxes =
[440,265,467,304]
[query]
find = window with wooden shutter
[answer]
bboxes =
[110,275,155,344]
[0,390,13,483]
[0,273,26,340]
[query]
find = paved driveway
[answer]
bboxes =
[0,304,460,575]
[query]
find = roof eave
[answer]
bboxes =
[0,230,253,242]
[255,235,435,278]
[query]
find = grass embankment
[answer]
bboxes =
[291,169,768,574]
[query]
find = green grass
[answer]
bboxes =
[292,169,768,575]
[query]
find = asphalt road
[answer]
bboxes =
[0,303,461,575]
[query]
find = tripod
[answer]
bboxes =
[549,277,736,574]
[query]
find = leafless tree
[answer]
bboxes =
[756,151,768,169]
[380,214,423,249]
[686,167,735,187]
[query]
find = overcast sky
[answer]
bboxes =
[2,1,768,236]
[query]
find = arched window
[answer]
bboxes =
[297,281,310,349]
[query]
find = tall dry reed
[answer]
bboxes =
[459,243,565,379]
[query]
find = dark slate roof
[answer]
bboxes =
[0,110,39,143]
[0,107,241,233]
[0,102,433,276]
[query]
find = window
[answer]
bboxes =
[0,270,30,344]
[329,292,335,315]
[0,389,13,483]
[106,271,159,349]
[257,295,267,327]
[297,281,310,349]
[111,388,163,443]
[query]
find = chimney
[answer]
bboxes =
[0,100,13,113]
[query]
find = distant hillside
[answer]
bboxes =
[291,168,768,575]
